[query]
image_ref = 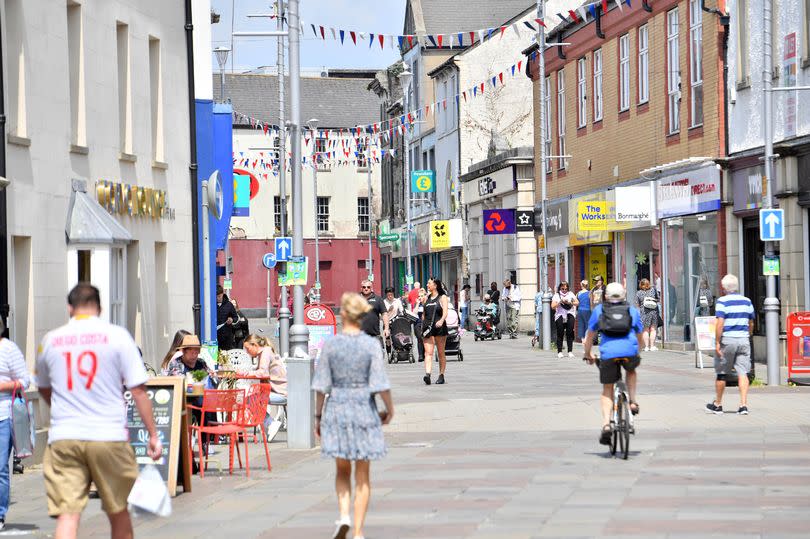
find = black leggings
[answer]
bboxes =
[555,314,575,353]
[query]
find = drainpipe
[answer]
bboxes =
[0,8,9,338]
[185,0,202,335]
[701,1,730,158]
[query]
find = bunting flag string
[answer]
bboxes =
[295,17,547,50]
[230,50,537,156]
[555,0,635,26]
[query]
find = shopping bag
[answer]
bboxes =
[11,388,35,459]
[127,464,172,517]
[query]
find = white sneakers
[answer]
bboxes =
[650,346,658,351]
[568,352,575,358]
[557,352,564,358]
[332,516,351,539]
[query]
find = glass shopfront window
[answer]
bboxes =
[662,212,720,343]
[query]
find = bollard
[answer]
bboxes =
[542,290,553,351]
[285,355,315,449]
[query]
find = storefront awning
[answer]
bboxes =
[65,179,132,245]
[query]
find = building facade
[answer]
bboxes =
[218,72,383,311]
[528,0,729,349]
[726,0,810,355]
[2,0,208,368]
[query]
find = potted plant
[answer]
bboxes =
[190,369,208,391]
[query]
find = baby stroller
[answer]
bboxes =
[474,305,502,341]
[388,312,416,364]
[444,305,464,361]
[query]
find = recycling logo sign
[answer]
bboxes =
[430,220,450,250]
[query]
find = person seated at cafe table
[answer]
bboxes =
[242,334,288,442]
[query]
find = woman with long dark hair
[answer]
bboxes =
[422,278,450,385]
[551,282,578,358]
[160,329,191,372]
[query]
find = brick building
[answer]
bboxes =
[527,0,730,348]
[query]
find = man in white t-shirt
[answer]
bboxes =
[36,284,161,539]
[384,287,404,318]
[502,279,523,339]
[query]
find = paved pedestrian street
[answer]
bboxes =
[8,334,810,538]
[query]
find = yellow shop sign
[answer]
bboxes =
[96,180,175,220]
[577,201,610,231]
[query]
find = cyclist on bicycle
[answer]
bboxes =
[582,282,645,445]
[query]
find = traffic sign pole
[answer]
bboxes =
[763,1,781,386]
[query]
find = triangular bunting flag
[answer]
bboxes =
[589,4,597,18]
[311,24,318,37]
[340,30,345,44]
[568,10,581,23]
[330,27,336,40]
[491,76,496,88]
[523,21,536,31]
[602,0,609,13]
[437,34,443,47]
[379,34,385,48]
[577,6,588,21]
[499,72,504,84]
[616,0,623,12]
[499,26,507,39]
[398,35,404,49]
[487,27,495,40]
[535,18,546,28]
[625,0,632,6]
[350,31,357,44]
[407,35,414,47]
[557,13,567,23]
[457,32,463,46]
[469,31,476,44]
[511,64,516,76]
[478,29,485,43]
[319,25,325,39]
[369,33,374,48]
[427,35,437,47]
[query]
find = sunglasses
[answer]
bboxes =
[361,286,371,290]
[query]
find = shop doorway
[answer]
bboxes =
[743,217,779,335]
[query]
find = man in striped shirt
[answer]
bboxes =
[706,274,755,415]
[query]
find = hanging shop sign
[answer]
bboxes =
[787,312,810,379]
[515,210,534,232]
[462,166,516,205]
[731,165,764,213]
[411,170,435,193]
[232,174,250,217]
[96,180,175,220]
[430,220,450,250]
[615,184,654,224]
[568,194,612,246]
[535,200,569,237]
[483,209,516,235]
[656,165,721,219]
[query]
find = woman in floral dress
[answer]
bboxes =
[313,292,394,539]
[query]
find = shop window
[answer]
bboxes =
[358,197,369,233]
[577,58,587,128]
[689,0,703,127]
[619,34,630,111]
[638,25,649,104]
[78,249,92,282]
[317,196,330,232]
[593,49,603,122]
[743,218,779,335]
[666,8,681,135]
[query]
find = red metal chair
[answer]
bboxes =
[187,388,250,478]
[238,383,272,471]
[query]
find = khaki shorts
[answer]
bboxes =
[44,440,138,517]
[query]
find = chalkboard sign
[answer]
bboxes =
[125,377,188,495]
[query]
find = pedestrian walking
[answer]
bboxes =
[0,318,30,531]
[590,276,605,345]
[413,288,427,362]
[488,282,501,305]
[459,284,471,330]
[312,292,394,539]
[216,285,238,350]
[407,281,421,311]
[230,298,250,349]
[383,287,404,318]
[634,278,660,351]
[36,284,161,539]
[551,282,579,357]
[422,278,450,385]
[359,280,389,348]
[706,274,755,416]
[502,279,522,339]
[576,280,591,341]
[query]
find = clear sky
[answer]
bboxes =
[211,0,407,72]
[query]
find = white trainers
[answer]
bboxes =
[643,347,650,352]
[568,352,575,358]
[332,516,351,539]
[650,346,659,351]
[264,418,283,442]
[557,352,564,358]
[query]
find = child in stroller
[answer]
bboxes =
[444,304,464,361]
[387,312,417,363]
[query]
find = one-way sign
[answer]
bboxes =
[759,209,784,241]
[275,237,292,262]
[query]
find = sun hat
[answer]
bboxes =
[178,334,202,349]
[605,282,627,303]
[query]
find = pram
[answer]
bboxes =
[443,305,464,361]
[387,312,417,364]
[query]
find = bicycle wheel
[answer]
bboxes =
[609,419,618,455]
[617,393,630,459]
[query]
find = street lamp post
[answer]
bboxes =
[214,47,230,101]
[535,0,552,350]
[366,136,373,281]
[307,118,321,301]
[397,66,414,285]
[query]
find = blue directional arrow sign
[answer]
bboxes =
[274,237,292,262]
[759,209,784,241]
[262,253,277,270]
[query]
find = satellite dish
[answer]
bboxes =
[207,170,223,220]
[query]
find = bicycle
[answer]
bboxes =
[585,355,635,460]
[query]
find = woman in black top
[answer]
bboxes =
[422,278,450,385]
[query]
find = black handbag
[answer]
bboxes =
[422,302,437,338]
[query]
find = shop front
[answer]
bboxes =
[568,193,617,288]
[657,164,723,347]
[612,183,660,300]
[800,153,810,311]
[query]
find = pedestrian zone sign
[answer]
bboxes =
[278,257,308,286]
[759,209,784,241]
[411,170,435,193]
